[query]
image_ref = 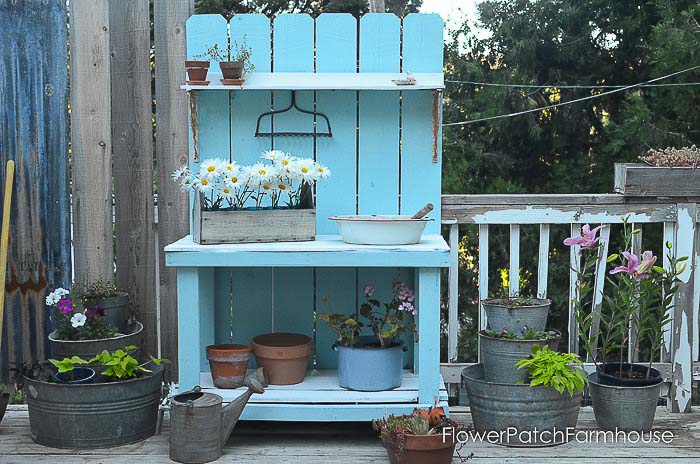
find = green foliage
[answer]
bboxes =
[72,279,121,305]
[49,356,88,374]
[516,345,588,396]
[88,346,169,380]
[318,313,362,348]
[482,328,557,340]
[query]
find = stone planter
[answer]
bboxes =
[614,163,700,196]
[479,329,560,384]
[482,297,550,333]
[334,337,405,391]
[462,364,581,447]
[25,364,164,449]
[49,321,143,372]
[588,372,662,431]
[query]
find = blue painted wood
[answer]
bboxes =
[271,14,315,348]
[177,267,215,391]
[314,14,358,369]
[416,267,441,403]
[238,401,450,421]
[401,14,444,234]
[229,14,273,358]
[0,0,71,382]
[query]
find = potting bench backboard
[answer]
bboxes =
[166,12,446,420]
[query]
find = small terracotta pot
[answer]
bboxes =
[382,433,457,464]
[219,60,244,80]
[251,333,312,385]
[206,344,251,389]
[185,60,210,82]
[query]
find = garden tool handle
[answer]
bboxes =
[411,203,433,219]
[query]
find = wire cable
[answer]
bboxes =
[443,64,700,127]
[446,80,700,89]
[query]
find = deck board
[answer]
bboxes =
[1,406,699,462]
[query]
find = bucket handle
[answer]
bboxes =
[185,385,202,408]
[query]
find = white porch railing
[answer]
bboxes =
[440,194,699,413]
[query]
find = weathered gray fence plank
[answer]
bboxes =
[154,0,193,375]
[0,0,71,381]
[70,0,114,283]
[109,0,157,354]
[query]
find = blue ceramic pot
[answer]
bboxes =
[335,337,405,391]
[54,367,96,384]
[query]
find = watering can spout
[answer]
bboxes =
[220,376,264,446]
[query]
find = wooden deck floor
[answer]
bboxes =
[1,406,699,463]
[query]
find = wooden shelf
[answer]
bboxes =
[180,72,444,91]
[165,234,450,267]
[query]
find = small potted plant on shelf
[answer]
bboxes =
[373,408,469,464]
[23,346,168,449]
[320,281,415,391]
[45,283,142,367]
[614,145,700,196]
[196,40,254,85]
[172,150,330,244]
[49,356,95,384]
[185,58,210,85]
[567,219,685,431]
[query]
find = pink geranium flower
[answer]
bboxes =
[610,251,657,281]
[363,284,375,298]
[564,224,604,253]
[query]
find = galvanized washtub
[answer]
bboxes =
[482,298,551,333]
[589,372,662,431]
[479,329,560,384]
[25,364,163,449]
[461,364,581,447]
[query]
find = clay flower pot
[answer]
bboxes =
[219,60,244,80]
[185,60,210,83]
[381,433,457,464]
[206,344,252,389]
[251,333,312,385]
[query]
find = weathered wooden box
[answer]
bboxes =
[192,194,316,244]
[614,163,700,197]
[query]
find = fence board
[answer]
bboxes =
[154,0,193,372]
[70,0,114,283]
[0,0,71,381]
[110,0,157,354]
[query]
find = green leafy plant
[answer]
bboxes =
[482,328,557,340]
[516,345,588,396]
[195,40,255,75]
[48,356,91,381]
[72,279,121,306]
[88,346,168,380]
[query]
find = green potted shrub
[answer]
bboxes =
[373,408,468,464]
[24,346,168,449]
[567,219,685,431]
[320,281,415,391]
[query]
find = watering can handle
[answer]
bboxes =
[185,385,202,408]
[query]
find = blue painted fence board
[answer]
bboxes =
[0,0,71,381]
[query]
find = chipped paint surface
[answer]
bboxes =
[471,207,657,224]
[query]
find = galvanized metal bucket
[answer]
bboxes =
[25,364,163,449]
[461,364,581,447]
[479,330,560,384]
[335,337,405,391]
[482,298,551,333]
[588,372,662,431]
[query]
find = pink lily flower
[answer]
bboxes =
[564,224,603,253]
[610,250,657,281]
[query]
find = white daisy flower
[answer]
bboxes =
[250,162,276,183]
[194,176,214,192]
[314,162,331,180]
[274,152,297,168]
[226,171,247,189]
[276,181,292,192]
[199,158,225,180]
[260,150,286,161]
[171,164,190,181]
[71,313,87,328]
[221,162,239,178]
[179,176,194,192]
[293,158,318,183]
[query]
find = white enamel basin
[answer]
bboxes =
[329,215,431,245]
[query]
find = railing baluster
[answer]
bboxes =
[537,224,550,299]
[478,224,489,364]
[588,225,610,362]
[569,224,582,355]
[661,221,675,362]
[629,224,643,363]
[509,224,520,297]
[448,222,459,362]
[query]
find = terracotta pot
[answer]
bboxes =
[251,333,312,385]
[185,60,210,82]
[206,344,252,389]
[219,60,244,80]
[382,433,457,464]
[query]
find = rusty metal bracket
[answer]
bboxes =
[432,89,442,163]
[188,90,199,162]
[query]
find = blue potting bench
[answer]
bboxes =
[165,12,448,421]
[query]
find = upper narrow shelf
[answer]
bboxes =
[180,72,444,91]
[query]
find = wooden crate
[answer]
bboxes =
[192,195,316,244]
[614,163,700,197]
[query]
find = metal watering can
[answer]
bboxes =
[169,369,266,464]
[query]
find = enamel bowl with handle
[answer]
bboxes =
[329,215,431,245]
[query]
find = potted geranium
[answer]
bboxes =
[373,408,469,464]
[45,284,142,368]
[320,281,414,391]
[614,145,700,196]
[23,346,167,449]
[567,220,685,431]
[172,150,330,244]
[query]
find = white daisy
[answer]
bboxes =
[221,161,239,178]
[71,313,87,328]
[260,149,286,161]
[250,162,276,183]
[226,171,247,189]
[171,164,190,181]
[199,158,225,180]
[314,162,331,180]
[274,152,297,168]
[194,176,214,192]
[292,158,318,183]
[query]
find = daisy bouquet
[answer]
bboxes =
[172,150,330,211]
[45,286,118,341]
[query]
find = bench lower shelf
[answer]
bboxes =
[173,369,449,421]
